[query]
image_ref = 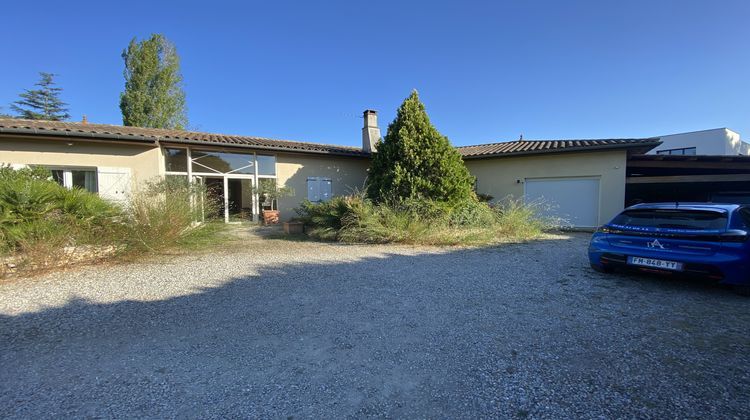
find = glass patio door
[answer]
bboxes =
[193,175,255,223]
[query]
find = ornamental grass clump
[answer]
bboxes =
[295,193,555,246]
[121,177,219,252]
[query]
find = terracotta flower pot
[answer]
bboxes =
[262,210,280,225]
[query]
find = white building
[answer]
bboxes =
[650,128,750,156]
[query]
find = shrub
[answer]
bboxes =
[367,90,475,204]
[295,193,553,246]
[122,177,217,252]
[0,166,120,253]
[493,197,553,240]
[448,199,496,227]
[0,168,223,275]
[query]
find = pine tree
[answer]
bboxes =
[119,34,187,129]
[367,90,475,203]
[10,72,70,121]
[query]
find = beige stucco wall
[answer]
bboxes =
[0,136,162,184]
[275,153,370,221]
[465,150,628,225]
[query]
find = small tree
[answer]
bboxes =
[119,34,187,129]
[367,90,475,203]
[10,72,70,121]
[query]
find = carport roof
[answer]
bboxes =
[458,138,661,159]
[0,118,370,157]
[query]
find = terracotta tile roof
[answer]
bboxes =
[0,118,369,157]
[0,118,662,159]
[457,138,661,158]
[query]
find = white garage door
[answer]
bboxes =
[524,177,600,228]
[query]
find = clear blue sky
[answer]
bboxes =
[2,0,749,147]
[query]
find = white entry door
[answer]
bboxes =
[524,177,600,228]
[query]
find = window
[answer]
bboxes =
[611,209,728,230]
[256,155,276,176]
[258,178,277,210]
[191,150,255,174]
[307,177,332,202]
[51,168,98,193]
[165,174,190,191]
[739,208,750,228]
[160,146,280,222]
[656,147,697,156]
[165,148,188,172]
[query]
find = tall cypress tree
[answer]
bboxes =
[119,34,187,129]
[368,90,475,203]
[10,72,70,121]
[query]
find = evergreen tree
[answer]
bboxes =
[10,72,70,120]
[367,90,475,203]
[119,34,187,129]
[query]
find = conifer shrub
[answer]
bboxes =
[367,90,474,204]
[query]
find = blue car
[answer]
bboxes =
[589,203,750,292]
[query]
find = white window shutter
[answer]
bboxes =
[97,167,131,203]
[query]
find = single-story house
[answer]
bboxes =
[6,112,744,228]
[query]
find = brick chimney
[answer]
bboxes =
[362,109,380,153]
[81,115,88,125]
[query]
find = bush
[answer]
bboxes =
[448,199,496,227]
[122,177,218,252]
[0,167,222,275]
[295,193,555,246]
[0,166,120,253]
[493,197,556,240]
[367,91,475,204]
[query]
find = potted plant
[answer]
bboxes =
[254,180,294,225]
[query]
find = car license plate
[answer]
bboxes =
[627,256,683,271]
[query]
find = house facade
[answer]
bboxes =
[7,113,747,228]
[649,128,750,156]
[0,119,370,223]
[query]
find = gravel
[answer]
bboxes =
[1,232,748,418]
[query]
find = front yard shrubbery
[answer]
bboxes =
[296,90,557,246]
[296,193,555,245]
[0,166,219,275]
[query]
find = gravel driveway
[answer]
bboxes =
[1,232,748,418]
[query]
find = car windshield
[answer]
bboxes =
[611,209,728,230]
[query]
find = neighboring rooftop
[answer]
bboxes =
[0,118,369,157]
[457,138,661,159]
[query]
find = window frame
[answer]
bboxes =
[656,147,697,156]
[162,146,279,222]
[47,166,99,193]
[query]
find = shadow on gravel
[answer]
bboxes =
[1,238,748,419]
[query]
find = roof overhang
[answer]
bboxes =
[0,126,370,158]
[157,139,371,157]
[0,126,157,145]
[460,140,661,160]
